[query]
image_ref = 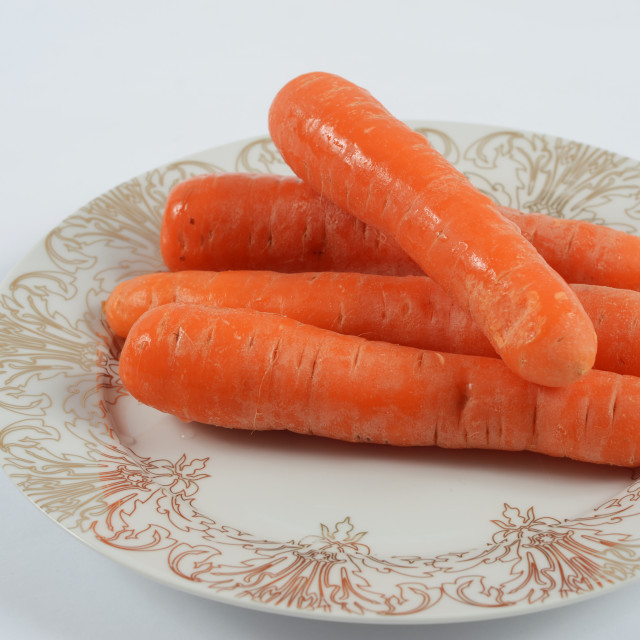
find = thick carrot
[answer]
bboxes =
[106,270,640,378]
[162,172,640,292]
[160,172,421,275]
[119,303,640,467]
[268,72,598,388]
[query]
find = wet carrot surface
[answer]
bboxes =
[268,72,597,387]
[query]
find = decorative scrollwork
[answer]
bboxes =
[2,127,640,619]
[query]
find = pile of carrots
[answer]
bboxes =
[108,72,640,467]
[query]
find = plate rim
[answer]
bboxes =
[3,120,640,624]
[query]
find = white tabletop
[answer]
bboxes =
[3,1,640,638]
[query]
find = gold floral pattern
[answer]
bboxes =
[462,131,640,228]
[2,124,640,621]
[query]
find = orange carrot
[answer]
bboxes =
[500,207,640,291]
[106,270,640,378]
[571,283,640,377]
[160,172,421,275]
[161,172,640,293]
[105,270,490,355]
[268,72,597,387]
[119,303,640,467]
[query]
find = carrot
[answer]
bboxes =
[499,207,640,291]
[571,283,640,377]
[162,172,640,293]
[119,303,640,467]
[106,270,640,378]
[268,72,597,387]
[105,270,491,355]
[160,172,421,275]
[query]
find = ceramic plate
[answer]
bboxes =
[2,122,640,624]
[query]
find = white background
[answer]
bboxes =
[2,1,640,638]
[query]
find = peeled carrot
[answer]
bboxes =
[161,172,640,293]
[160,172,421,275]
[268,72,597,387]
[119,303,640,467]
[106,270,640,378]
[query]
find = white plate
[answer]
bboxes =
[2,122,640,624]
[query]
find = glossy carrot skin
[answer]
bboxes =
[161,172,419,275]
[106,270,640,377]
[162,172,640,292]
[268,72,597,387]
[119,304,640,467]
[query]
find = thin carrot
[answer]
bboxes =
[105,270,489,355]
[106,270,640,378]
[119,303,640,467]
[161,172,640,292]
[268,72,597,387]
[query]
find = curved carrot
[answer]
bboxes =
[162,172,640,293]
[119,303,640,467]
[268,73,597,387]
[160,172,420,275]
[106,270,640,378]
